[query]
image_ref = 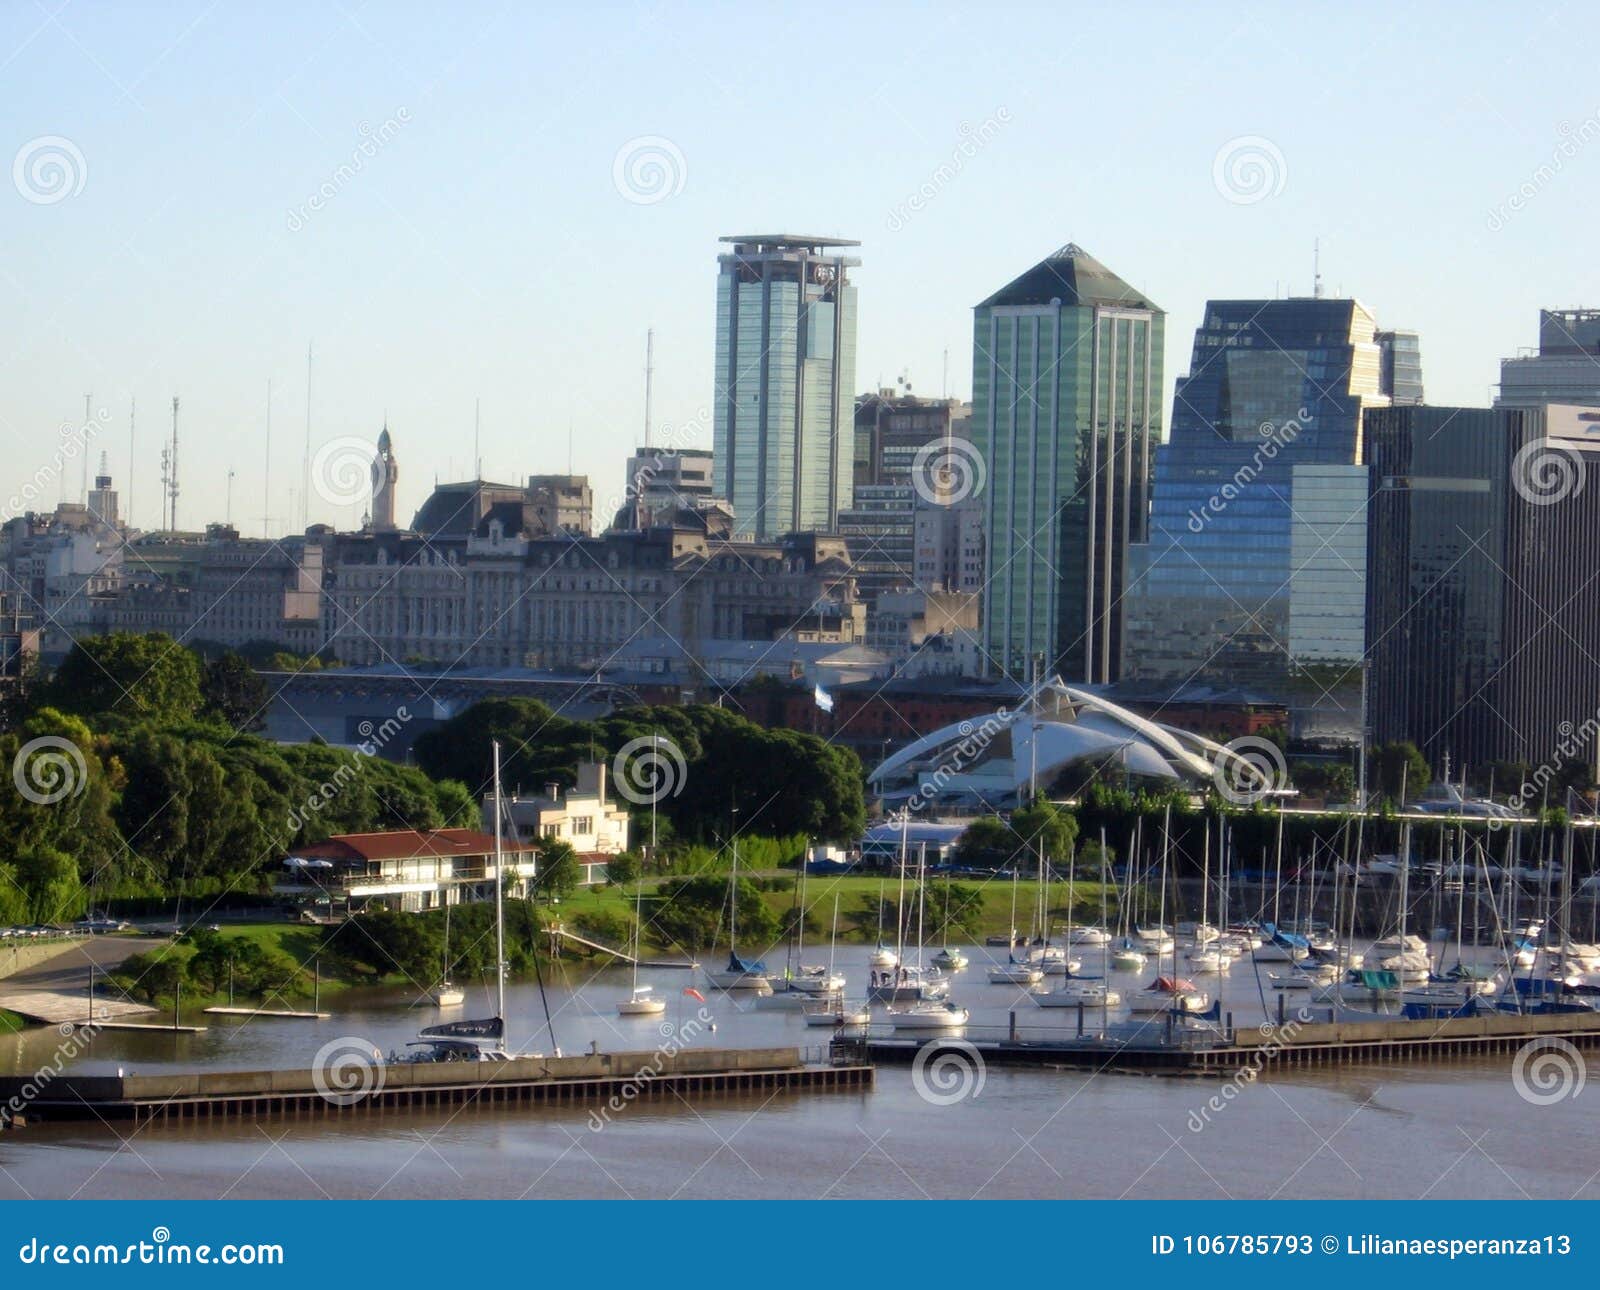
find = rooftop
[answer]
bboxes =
[719,233,861,248]
[290,828,539,864]
[979,243,1159,312]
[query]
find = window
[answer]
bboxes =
[570,816,593,835]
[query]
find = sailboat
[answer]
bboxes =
[399,741,519,1062]
[618,881,666,1016]
[889,836,969,1031]
[704,830,771,990]
[804,893,869,1025]
[431,901,465,1008]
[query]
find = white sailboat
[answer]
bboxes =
[888,823,968,1031]
[431,901,465,1008]
[704,830,771,991]
[617,882,666,1016]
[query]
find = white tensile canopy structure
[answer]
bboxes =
[867,677,1270,809]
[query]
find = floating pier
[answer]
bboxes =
[0,1045,871,1130]
[547,926,697,970]
[832,1008,1600,1076]
[202,1007,332,1020]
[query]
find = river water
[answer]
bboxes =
[0,943,1592,1200]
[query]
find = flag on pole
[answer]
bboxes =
[682,987,706,1003]
[813,684,834,713]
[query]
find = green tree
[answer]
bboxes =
[15,844,84,923]
[1371,741,1430,802]
[534,837,581,899]
[45,633,203,722]
[603,852,640,886]
[200,652,269,731]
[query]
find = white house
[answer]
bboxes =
[489,761,631,885]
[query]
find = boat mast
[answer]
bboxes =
[492,738,507,1051]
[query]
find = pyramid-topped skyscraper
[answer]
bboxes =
[971,243,1163,683]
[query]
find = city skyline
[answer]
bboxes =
[4,6,1600,536]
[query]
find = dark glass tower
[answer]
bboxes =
[1123,298,1401,728]
[1366,404,1600,772]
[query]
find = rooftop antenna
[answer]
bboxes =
[168,395,180,531]
[1313,239,1323,300]
[127,397,135,530]
[474,397,481,481]
[81,394,92,504]
[643,328,655,449]
[262,378,273,539]
[302,342,312,531]
[942,347,949,400]
[226,468,236,525]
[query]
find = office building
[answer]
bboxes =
[713,234,859,539]
[972,243,1163,683]
[1496,309,1600,407]
[1122,296,1413,738]
[1367,404,1600,773]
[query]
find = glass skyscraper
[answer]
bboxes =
[972,244,1163,684]
[1122,297,1410,736]
[713,235,859,540]
[1366,404,1600,772]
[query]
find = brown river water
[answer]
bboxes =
[0,944,1592,1200]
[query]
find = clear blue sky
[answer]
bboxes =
[2,1,1596,533]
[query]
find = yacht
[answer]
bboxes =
[617,985,666,1016]
[1127,976,1209,1014]
[931,947,968,971]
[802,1000,871,1027]
[889,999,970,1031]
[987,961,1044,986]
[1034,978,1121,1008]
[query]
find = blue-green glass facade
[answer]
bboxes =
[713,235,858,540]
[972,245,1163,684]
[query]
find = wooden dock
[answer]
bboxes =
[0,1045,872,1129]
[0,989,156,1028]
[833,1008,1600,1076]
[203,1007,331,1020]
[548,926,697,970]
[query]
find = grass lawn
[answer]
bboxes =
[562,872,1128,950]
[0,1009,24,1033]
